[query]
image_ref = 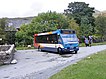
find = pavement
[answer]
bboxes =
[0,45,106,79]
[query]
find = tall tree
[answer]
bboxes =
[64,2,95,38]
[95,16,106,41]
[0,18,7,30]
[64,2,95,26]
[0,18,16,44]
[0,18,7,44]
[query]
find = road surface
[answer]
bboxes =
[0,45,106,79]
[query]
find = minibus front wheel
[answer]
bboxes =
[58,48,62,55]
[75,51,77,54]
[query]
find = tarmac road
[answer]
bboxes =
[0,45,106,79]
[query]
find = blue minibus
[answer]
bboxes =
[34,29,79,54]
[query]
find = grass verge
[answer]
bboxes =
[15,42,106,50]
[79,42,106,47]
[49,50,106,79]
[16,46,34,50]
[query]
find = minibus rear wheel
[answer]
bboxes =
[38,46,41,51]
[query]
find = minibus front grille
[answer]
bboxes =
[67,47,70,49]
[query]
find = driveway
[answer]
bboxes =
[0,45,106,79]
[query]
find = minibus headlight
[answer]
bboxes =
[76,47,79,48]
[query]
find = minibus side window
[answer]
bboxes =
[58,35,62,44]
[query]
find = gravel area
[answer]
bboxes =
[0,45,106,79]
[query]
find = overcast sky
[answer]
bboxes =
[0,0,106,18]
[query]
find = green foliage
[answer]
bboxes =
[0,18,7,30]
[15,11,70,45]
[64,2,95,26]
[5,31,16,44]
[0,18,7,44]
[15,24,33,46]
[95,16,106,41]
[64,2,95,39]
[31,11,69,32]
[0,18,16,44]
[80,23,93,37]
[68,19,80,35]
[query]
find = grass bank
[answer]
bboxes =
[49,50,106,79]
